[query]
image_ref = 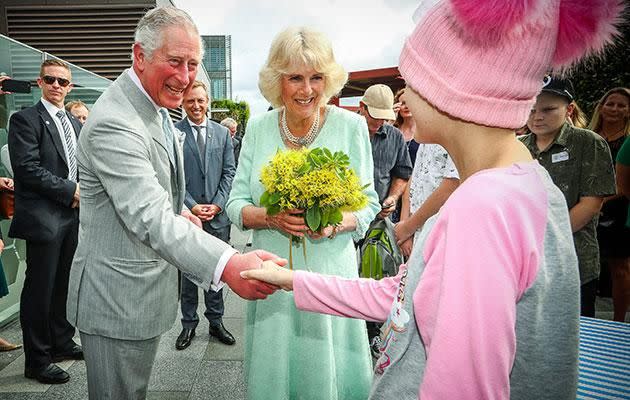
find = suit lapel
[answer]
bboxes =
[174,129,186,213]
[37,101,68,167]
[118,74,174,169]
[204,123,217,172]
[116,72,182,209]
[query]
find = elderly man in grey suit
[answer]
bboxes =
[66,7,281,400]
[174,81,236,350]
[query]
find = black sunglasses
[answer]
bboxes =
[42,75,71,87]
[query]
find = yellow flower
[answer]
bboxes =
[260,147,368,227]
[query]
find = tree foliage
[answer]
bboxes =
[211,99,250,136]
[569,11,629,119]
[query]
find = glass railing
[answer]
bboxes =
[0,34,112,325]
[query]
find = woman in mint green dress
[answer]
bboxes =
[226,27,379,400]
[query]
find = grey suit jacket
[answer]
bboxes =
[175,117,236,230]
[66,71,232,340]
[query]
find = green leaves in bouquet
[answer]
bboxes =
[260,191,282,215]
[306,203,321,232]
[328,208,343,225]
[300,147,351,179]
[306,204,343,233]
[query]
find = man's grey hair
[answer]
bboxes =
[220,117,238,130]
[133,6,204,60]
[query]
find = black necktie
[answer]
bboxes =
[193,125,206,166]
[56,110,77,181]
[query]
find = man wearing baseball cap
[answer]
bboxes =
[520,75,615,317]
[358,84,412,357]
[359,84,412,221]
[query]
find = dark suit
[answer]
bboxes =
[8,100,81,370]
[232,135,241,168]
[175,117,235,328]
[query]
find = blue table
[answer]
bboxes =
[578,317,630,399]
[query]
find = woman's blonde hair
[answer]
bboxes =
[588,87,630,136]
[258,27,348,108]
[568,101,588,129]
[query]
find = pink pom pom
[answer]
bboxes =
[552,0,623,68]
[449,0,539,41]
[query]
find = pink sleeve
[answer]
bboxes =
[414,176,545,399]
[293,266,406,322]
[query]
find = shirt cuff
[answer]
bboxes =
[212,247,239,291]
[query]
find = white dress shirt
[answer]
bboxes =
[41,98,78,180]
[188,118,208,143]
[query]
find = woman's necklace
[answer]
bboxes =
[280,107,321,147]
[601,126,625,142]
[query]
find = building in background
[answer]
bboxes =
[201,35,232,100]
[0,1,165,80]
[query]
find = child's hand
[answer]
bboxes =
[240,260,294,291]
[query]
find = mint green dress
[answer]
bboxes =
[226,106,380,400]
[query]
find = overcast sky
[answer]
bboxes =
[175,0,418,116]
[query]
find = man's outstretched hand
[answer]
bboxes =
[222,250,288,300]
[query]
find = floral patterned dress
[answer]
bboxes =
[409,143,458,214]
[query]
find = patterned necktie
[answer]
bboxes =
[56,110,77,181]
[193,125,206,166]
[158,108,175,162]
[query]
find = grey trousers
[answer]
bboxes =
[80,331,161,400]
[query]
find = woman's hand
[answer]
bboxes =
[0,239,4,253]
[306,225,335,240]
[394,220,414,244]
[267,209,308,237]
[240,260,294,291]
[399,237,413,259]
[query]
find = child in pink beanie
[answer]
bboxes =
[243,0,623,398]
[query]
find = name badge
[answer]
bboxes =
[551,151,569,163]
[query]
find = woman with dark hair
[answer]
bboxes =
[393,89,419,165]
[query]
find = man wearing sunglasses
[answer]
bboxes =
[8,59,83,385]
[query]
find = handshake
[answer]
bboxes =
[221,251,294,300]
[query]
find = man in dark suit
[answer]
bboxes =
[220,117,241,167]
[8,59,83,384]
[174,81,237,350]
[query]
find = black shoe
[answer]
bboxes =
[51,344,83,363]
[209,323,235,346]
[25,364,70,384]
[175,328,195,350]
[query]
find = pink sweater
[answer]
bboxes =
[293,162,580,399]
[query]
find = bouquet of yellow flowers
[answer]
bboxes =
[260,147,369,268]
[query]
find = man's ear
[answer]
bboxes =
[133,43,146,72]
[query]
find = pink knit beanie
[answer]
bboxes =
[399,0,623,129]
